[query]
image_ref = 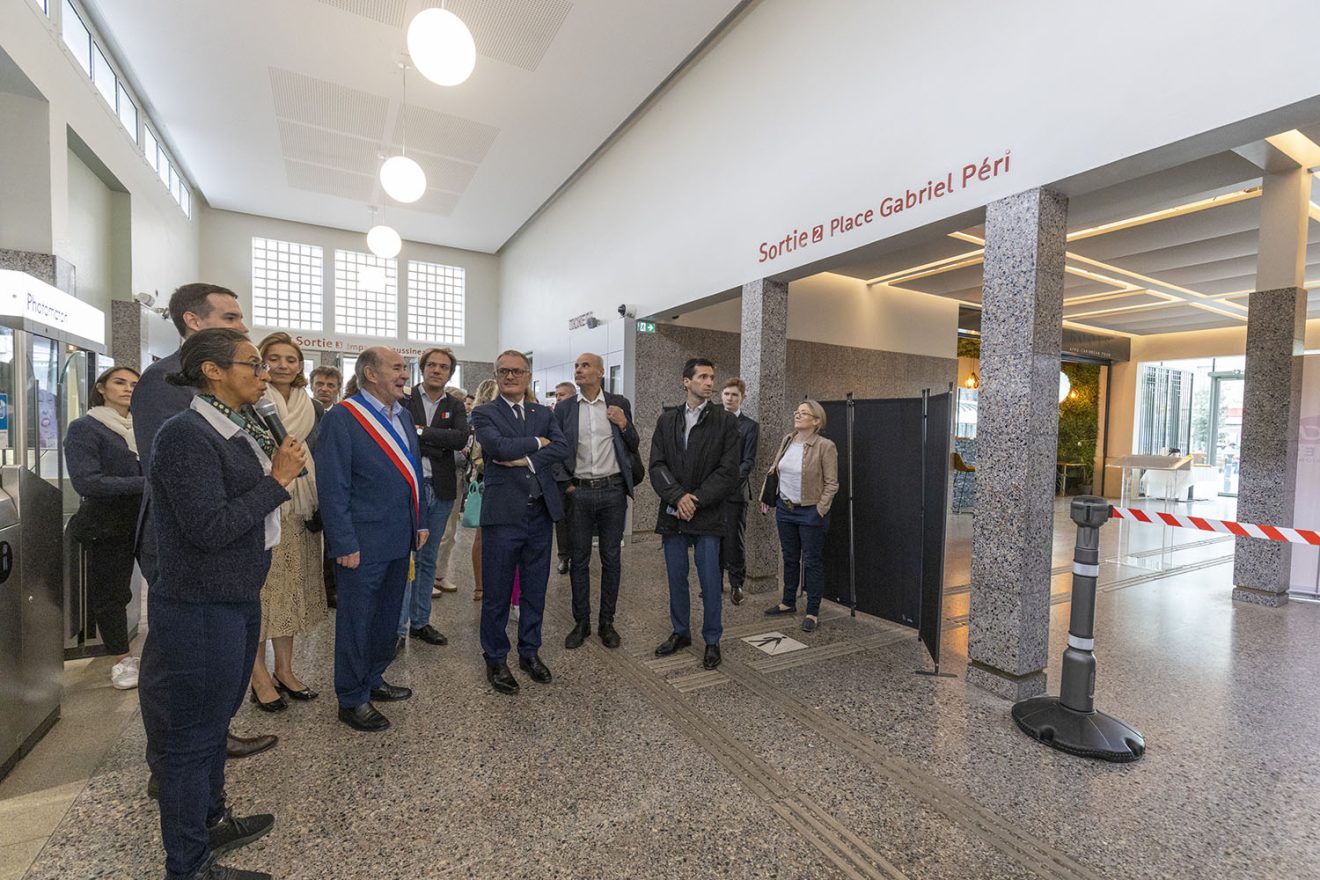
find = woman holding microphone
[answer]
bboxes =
[139,328,306,880]
[761,400,839,632]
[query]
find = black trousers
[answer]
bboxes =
[555,515,571,562]
[140,594,260,879]
[567,482,628,625]
[86,539,136,655]
[720,500,748,589]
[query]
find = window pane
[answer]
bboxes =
[143,127,159,171]
[116,83,137,142]
[61,1,91,76]
[253,237,324,331]
[170,166,182,203]
[33,0,49,15]
[406,259,465,345]
[180,186,191,218]
[157,148,169,185]
[334,249,397,337]
[91,43,115,105]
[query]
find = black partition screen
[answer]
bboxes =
[819,392,951,664]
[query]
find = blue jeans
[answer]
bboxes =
[777,500,831,615]
[139,594,260,879]
[398,484,455,635]
[662,533,723,645]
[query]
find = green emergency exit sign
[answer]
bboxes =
[636,320,656,333]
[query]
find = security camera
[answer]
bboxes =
[585,316,601,329]
[134,292,156,308]
[618,303,637,318]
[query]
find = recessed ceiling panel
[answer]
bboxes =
[284,159,376,201]
[269,67,389,140]
[407,151,479,194]
[394,105,499,164]
[314,0,406,27]
[429,0,575,72]
[277,120,381,176]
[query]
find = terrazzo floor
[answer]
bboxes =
[8,498,1320,879]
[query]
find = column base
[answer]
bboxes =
[966,662,1046,701]
[1231,585,1289,607]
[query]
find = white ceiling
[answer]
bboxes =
[83,0,742,253]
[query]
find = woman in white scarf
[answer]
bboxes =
[248,333,327,710]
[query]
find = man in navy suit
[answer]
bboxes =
[315,347,430,732]
[552,353,640,650]
[470,350,569,694]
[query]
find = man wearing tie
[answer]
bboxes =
[553,353,640,650]
[470,351,569,694]
[315,347,429,731]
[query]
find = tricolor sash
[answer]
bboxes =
[340,395,422,522]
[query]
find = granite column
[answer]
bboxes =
[967,188,1068,700]
[739,278,788,587]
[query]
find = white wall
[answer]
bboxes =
[673,273,958,358]
[64,146,117,329]
[199,208,501,362]
[500,0,1320,360]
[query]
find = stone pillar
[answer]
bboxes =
[967,188,1068,700]
[739,278,788,587]
[1232,166,1309,607]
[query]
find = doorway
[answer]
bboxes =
[1208,371,1244,496]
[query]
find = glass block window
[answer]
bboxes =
[406,260,465,344]
[252,238,324,331]
[335,250,397,337]
[116,83,137,142]
[61,0,91,75]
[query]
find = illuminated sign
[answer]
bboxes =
[0,270,106,347]
[636,321,656,333]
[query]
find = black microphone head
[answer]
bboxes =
[253,398,278,418]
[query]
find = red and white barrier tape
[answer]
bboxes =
[1109,506,1320,545]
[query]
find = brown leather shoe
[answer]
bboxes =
[225,732,278,760]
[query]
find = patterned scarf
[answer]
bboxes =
[198,394,277,458]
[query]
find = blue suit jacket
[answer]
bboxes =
[470,398,570,525]
[314,395,429,563]
[551,392,641,497]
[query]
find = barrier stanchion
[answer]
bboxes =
[1011,496,1145,763]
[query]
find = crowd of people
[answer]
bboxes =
[64,281,839,880]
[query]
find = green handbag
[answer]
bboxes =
[460,479,483,529]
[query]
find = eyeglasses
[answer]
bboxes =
[220,359,270,377]
[496,368,529,378]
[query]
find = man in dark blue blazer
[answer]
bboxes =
[470,350,570,694]
[552,353,640,650]
[315,347,430,732]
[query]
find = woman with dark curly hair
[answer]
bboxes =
[138,328,306,880]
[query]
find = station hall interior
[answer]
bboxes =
[4,0,1320,878]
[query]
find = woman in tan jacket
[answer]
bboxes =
[760,399,839,632]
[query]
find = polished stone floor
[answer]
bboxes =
[6,498,1320,879]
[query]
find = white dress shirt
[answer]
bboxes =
[501,395,536,472]
[576,391,619,478]
[190,397,281,549]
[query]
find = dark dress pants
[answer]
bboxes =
[568,482,628,625]
[720,500,748,589]
[662,533,723,645]
[480,499,552,665]
[140,593,260,880]
[776,500,831,615]
[87,538,136,655]
[334,555,411,708]
[555,514,571,562]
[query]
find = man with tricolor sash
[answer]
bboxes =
[315,347,430,732]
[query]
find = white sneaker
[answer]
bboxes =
[509,604,520,622]
[110,656,139,690]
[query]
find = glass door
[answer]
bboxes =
[1209,372,1244,496]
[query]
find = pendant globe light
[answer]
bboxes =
[365,206,402,259]
[407,7,476,87]
[379,64,426,204]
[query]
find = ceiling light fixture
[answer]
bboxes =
[380,63,426,203]
[365,205,402,260]
[407,7,476,87]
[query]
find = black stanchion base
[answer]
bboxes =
[1011,696,1145,763]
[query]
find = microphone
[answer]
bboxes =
[252,399,308,476]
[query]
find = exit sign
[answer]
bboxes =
[636,320,656,333]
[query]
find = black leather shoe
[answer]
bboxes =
[393,636,405,659]
[208,806,274,856]
[369,681,412,702]
[147,772,159,800]
[518,653,552,684]
[338,703,390,731]
[225,732,277,760]
[731,585,745,606]
[557,558,570,574]
[487,663,520,694]
[703,644,722,669]
[409,624,448,645]
[248,687,287,713]
[598,621,621,649]
[654,633,692,656]
[273,676,317,701]
[764,603,795,616]
[564,620,590,649]
[185,855,272,879]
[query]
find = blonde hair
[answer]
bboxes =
[474,379,499,405]
[797,399,827,432]
[258,331,308,388]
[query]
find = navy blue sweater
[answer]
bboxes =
[66,415,145,540]
[147,409,290,604]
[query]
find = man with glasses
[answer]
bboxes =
[132,283,278,773]
[469,351,569,694]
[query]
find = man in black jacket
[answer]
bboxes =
[719,377,759,606]
[397,347,469,651]
[552,353,640,650]
[650,357,741,669]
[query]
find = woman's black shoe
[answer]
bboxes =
[274,677,318,701]
[764,603,796,616]
[249,686,287,713]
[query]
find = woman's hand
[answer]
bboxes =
[271,436,307,486]
[759,502,769,515]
